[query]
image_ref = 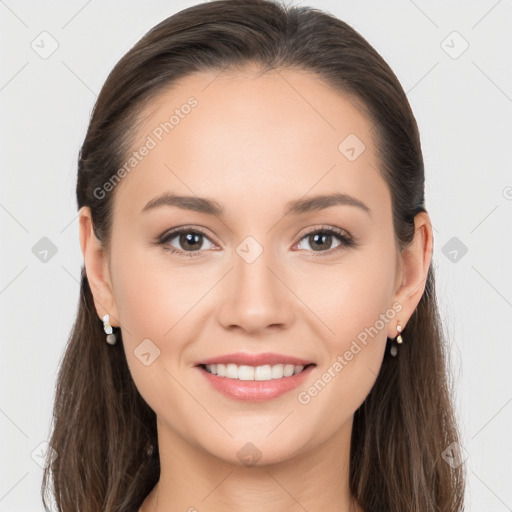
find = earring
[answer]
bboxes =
[389,323,403,357]
[396,324,403,344]
[102,313,117,345]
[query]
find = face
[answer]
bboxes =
[81,66,425,466]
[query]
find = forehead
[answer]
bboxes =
[112,66,389,221]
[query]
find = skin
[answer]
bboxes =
[79,65,432,512]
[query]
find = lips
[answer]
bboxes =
[195,352,316,402]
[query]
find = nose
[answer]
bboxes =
[217,247,295,335]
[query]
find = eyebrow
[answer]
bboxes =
[140,192,371,217]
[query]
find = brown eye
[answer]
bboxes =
[305,232,336,251]
[159,228,216,257]
[177,232,204,251]
[296,227,355,254]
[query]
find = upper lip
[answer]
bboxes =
[196,352,315,367]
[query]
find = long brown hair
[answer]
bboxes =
[42,1,466,510]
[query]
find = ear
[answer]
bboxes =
[388,211,433,338]
[78,206,120,327]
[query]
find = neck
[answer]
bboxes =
[141,416,361,512]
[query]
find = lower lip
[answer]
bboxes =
[197,364,315,402]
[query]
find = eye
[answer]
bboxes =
[157,227,216,257]
[295,226,356,255]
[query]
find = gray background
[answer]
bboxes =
[1,0,511,510]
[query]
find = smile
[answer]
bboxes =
[198,363,316,402]
[202,363,311,381]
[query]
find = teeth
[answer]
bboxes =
[204,363,306,380]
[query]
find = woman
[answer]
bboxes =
[41,1,466,511]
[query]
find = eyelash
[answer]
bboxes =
[155,225,357,258]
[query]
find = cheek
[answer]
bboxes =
[293,243,396,406]
[298,245,397,348]
[109,245,217,397]
[111,240,211,342]
[108,245,179,381]
[111,254,170,344]
[334,267,393,344]
[293,243,397,421]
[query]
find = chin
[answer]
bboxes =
[202,434,311,468]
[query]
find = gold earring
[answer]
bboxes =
[396,324,403,344]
